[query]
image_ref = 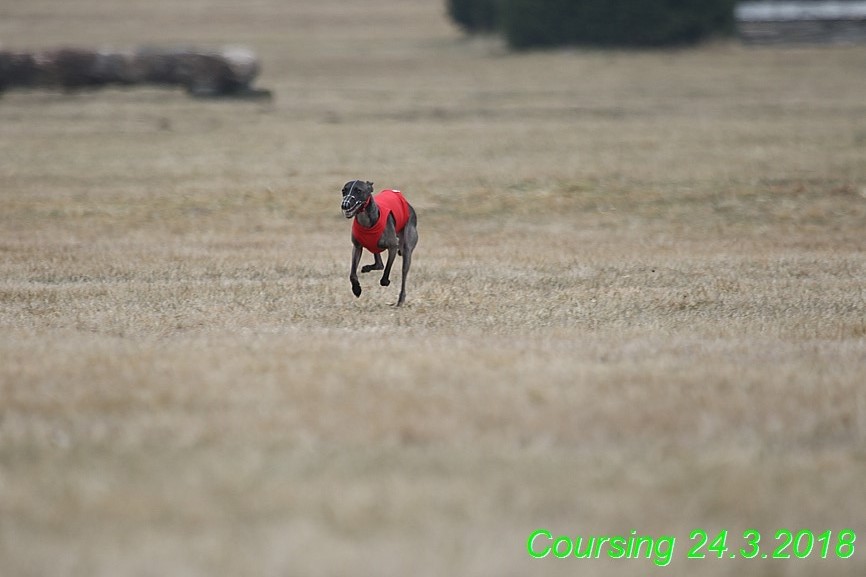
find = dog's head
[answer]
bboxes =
[341,180,374,218]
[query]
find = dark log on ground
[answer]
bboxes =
[0,46,271,98]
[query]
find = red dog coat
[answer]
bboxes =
[352,190,411,254]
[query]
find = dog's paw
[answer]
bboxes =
[352,281,362,297]
[380,278,390,287]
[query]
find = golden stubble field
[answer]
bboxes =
[2,1,866,575]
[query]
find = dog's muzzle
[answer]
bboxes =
[342,179,368,218]
[342,200,364,218]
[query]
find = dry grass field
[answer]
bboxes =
[2,1,866,575]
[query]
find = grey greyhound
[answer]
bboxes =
[341,180,418,307]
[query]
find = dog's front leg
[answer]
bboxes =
[349,243,363,297]
[380,247,397,287]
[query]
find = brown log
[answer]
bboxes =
[0,46,270,98]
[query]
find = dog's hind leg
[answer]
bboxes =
[361,253,383,274]
[396,218,418,307]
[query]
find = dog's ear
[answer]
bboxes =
[366,181,374,188]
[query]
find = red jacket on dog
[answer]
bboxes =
[352,189,411,254]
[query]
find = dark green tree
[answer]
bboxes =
[446,0,736,49]
[446,0,502,33]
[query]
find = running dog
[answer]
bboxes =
[341,180,418,307]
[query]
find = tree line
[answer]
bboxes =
[447,0,737,49]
